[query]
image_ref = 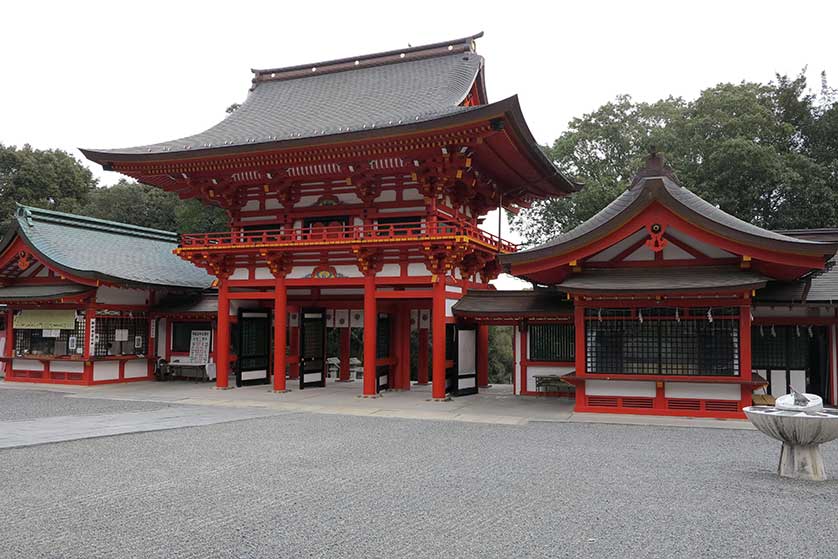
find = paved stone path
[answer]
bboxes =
[0,405,283,449]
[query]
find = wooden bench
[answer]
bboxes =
[534,374,575,394]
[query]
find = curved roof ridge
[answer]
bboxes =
[16,204,178,242]
[252,32,483,85]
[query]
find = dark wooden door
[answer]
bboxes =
[300,309,327,389]
[236,310,271,387]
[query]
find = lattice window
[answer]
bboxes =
[94,314,149,357]
[585,307,739,376]
[529,323,575,362]
[14,313,86,356]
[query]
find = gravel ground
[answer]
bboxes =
[0,389,169,421]
[1,407,838,559]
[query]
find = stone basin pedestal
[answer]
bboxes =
[744,392,838,482]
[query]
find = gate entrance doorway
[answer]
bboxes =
[300,308,327,389]
[236,309,271,387]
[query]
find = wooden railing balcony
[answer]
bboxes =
[179,220,517,253]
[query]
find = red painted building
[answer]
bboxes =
[82,34,578,398]
[0,206,215,385]
[454,152,838,417]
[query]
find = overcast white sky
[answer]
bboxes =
[2,1,836,288]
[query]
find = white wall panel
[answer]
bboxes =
[664,382,740,401]
[93,361,120,381]
[586,380,656,397]
[124,359,149,379]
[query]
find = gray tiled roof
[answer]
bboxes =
[558,266,769,293]
[452,290,572,317]
[8,206,213,290]
[86,50,483,157]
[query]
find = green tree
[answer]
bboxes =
[0,144,96,224]
[512,72,838,244]
[488,326,513,384]
[80,179,228,233]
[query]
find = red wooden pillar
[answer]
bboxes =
[432,275,447,400]
[739,303,753,410]
[289,306,300,379]
[573,302,585,410]
[477,324,490,388]
[338,326,351,381]
[417,327,429,385]
[362,274,378,396]
[273,276,289,392]
[215,281,231,389]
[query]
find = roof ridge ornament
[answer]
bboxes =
[629,147,680,189]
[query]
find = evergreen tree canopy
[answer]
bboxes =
[512,71,838,245]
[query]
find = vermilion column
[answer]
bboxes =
[432,275,447,400]
[417,328,429,385]
[477,324,490,388]
[273,276,289,392]
[362,274,378,396]
[216,281,231,389]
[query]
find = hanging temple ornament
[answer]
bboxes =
[707,308,713,324]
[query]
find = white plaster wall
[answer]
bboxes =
[374,190,396,203]
[320,288,364,295]
[586,380,656,397]
[288,266,315,279]
[254,267,273,280]
[287,289,311,296]
[664,382,740,401]
[407,263,432,276]
[337,192,361,204]
[230,267,249,280]
[526,365,574,391]
[377,206,425,214]
[445,299,456,318]
[13,359,44,371]
[124,359,149,379]
[458,330,476,374]
[50,361,85,373]
[241,199,260,212]
[295,196,319,207]
[377,264,401,277]
[265,198,281,210]
[95,286,149,305]
[93,361,120,381]
[402,188,422,201]
[335,265,362,278]
[447,285,462,294]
